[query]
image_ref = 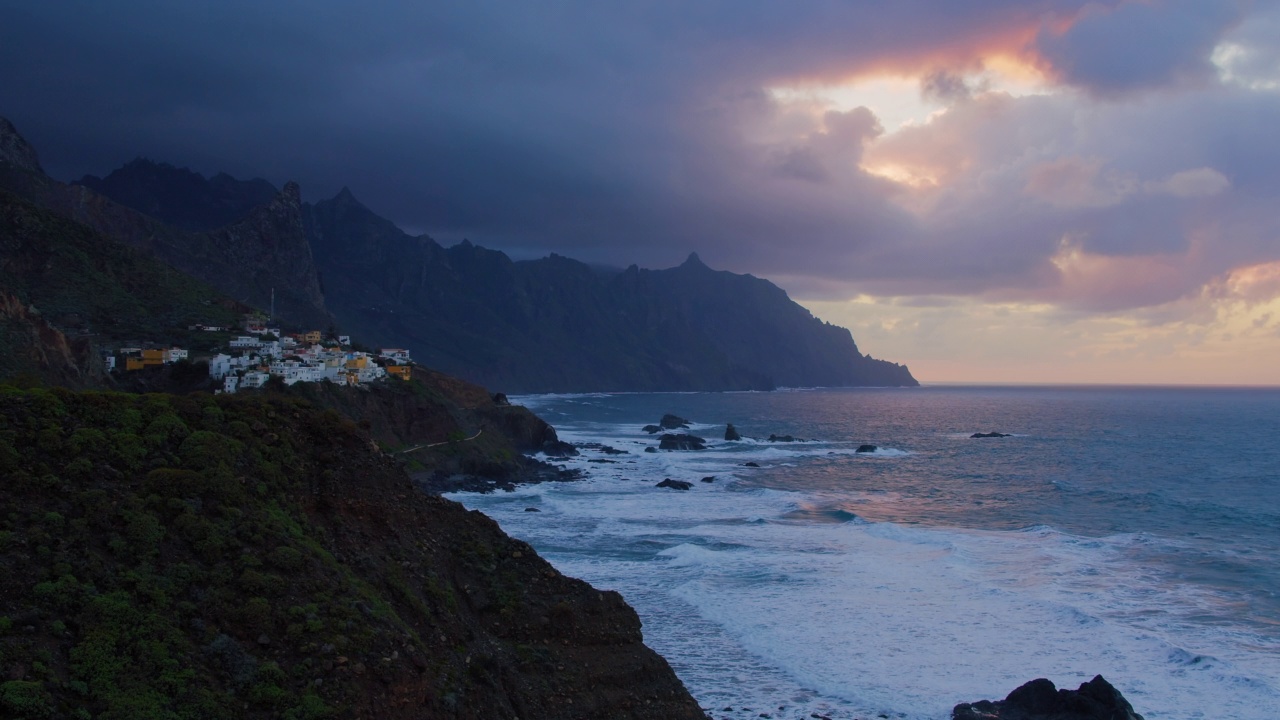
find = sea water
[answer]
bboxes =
[446,386,1280,719]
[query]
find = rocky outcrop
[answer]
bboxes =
[953,675,1144,720]
[658,434,707,451]
[856,444,877,453]
[656,479,693,490]
[660,414,691,429]
[0,291,96,386]
[0,117,43,174]
[972,432,1011,438]
[724,423,742,441]
[768,434,796,442]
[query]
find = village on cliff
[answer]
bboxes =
[104,315,412,393]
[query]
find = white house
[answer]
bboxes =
[379,348,411,363]
[223,375,240,393]
[230,336,263,349]
[241,372,270,389]
[166,348,189,363]
[337,335,351,346]
[104,356,117,371]
[208,354,232,379]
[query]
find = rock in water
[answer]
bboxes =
[658,433,707,451]
[971,432,1011,438]
[743,461,760,467]
[952,675,1144,720]
[768,434,795,442]
[725,423,742,441]
[656,479,692,490]
[660,413,692,429]
[700,476,715,483]
[642,424,663,434]
[856,444,877,453]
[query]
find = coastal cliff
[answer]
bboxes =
[0,387,704,719]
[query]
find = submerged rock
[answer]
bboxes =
[724,423,742,441]
[971,432,1011,439]
[768,434,795,442]
[656,479,692,490]
[743,461,760,468]
[856,444,877,453]
[658,433,707,451]
[952,675,1144,720]
[659,413,692,429]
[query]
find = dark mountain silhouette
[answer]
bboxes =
[0,118,330,328]
[303,188,918,392]
[77,158,279,231]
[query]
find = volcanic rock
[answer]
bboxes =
[856,444,877,453]
[660,414,692,429]
[952,675,1144,720]
[656,479,693,490]
[658,434,707,451]
[971,432,1011,439]
[725,423,742,441]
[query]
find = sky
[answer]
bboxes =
[3,0,1280,385]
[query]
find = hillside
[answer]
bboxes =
[0,189,245,385]
[0,386,704,719]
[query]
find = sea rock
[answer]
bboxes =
[524,507,540,512]
[856,444,877,453]
[971,432,1011,439]
[660,414,692,429]
[656,479,692,490]
[541,439,580,456]
[768,434,795,443]
[492,392,510,405]
[644,447,657,453]
[658,433,707,451]
[725,424,742,441]
[952,675,1144,720]
[743,461,760,468]
[642,424,663,434]
[700,476,715,483]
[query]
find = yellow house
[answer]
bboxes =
[141,349,166,366]
[125,357,146,371]
[345,356,368,370]
[386,365,412,381]
[304,330,322,344]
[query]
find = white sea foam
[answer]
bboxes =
[451,402,1280,720]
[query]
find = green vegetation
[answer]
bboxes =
[0,386,470,718]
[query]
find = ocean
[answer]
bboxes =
[446,386,1280,719]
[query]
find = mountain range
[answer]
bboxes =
[0,116,917,392]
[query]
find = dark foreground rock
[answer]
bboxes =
[658,433,707,450]
[656,479,693,490]
[856,444,877,453]
[972,432,1011,438]
[953,675,1144,720]
[724,423,742,441]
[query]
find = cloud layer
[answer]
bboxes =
[3,0,1279,380]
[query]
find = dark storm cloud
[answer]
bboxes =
[1034,0,1248,94]
[1,0,1278,314]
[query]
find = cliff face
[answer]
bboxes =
[0,388,704,719]
[0,118,329,328]
[304,188,918,392]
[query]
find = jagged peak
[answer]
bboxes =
[333,186,358,203]
[0,116,45,175]
[280,181,302,203]
[679,251,709,270]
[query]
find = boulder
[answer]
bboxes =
[658,433,707,451]
[644,447,657,453]
[724,423,742,441]
[743,461,760,468]
[856,444,877,453]
[700,476,715,483]
[656,479,692,491]
[971,432,1011,439]
[642,424,663,434]
[952,675,1144,720]
[524,507,541,512]
[768,434,795,443]
[659,414,691,429]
